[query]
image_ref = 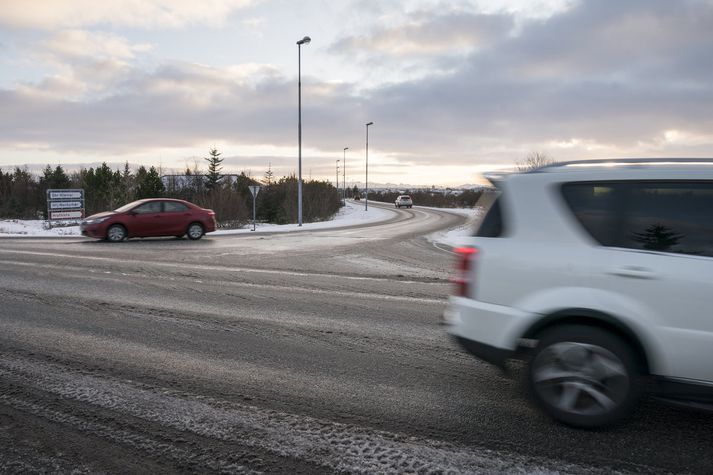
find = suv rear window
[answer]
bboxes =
[475,195,504,237]
[562,181,713,257]
[561,184,619,245]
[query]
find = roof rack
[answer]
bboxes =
[533,158,713,172]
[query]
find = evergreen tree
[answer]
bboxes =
[135,166,165,199]
[204,148,224,190]
[119,162,133,204]
[263,163,274,186]
[631,223,684,252]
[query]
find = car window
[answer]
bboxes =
[619,182,713,257]
[164,201,189,212]
[115,200,142,213]
[561,183,619,245]
[133,201,162,214]
[475,194,504,237]
[563,181,713,257]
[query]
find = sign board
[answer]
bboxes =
[50,211,83,220]
[249,185,261,197]
[48,190,83,200]
[49,200,83,210]
[47,188,85,222]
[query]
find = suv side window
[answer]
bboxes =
[561,183,619,245]
[619,182,713,257]
[563,181,713,257]
[476,195,504,237]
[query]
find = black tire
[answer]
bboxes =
[526,324,643,428]
[186,222,204,240]
[106,224,127,242]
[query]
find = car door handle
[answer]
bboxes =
[607,266,657,280]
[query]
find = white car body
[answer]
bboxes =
[395,195,413,208]
[444,159,713,427]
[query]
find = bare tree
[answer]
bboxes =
[516,152,555,171]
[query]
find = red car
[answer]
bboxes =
[81,198,216,242]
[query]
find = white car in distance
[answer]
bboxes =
[395,195,413,208]
[444,159,713,428]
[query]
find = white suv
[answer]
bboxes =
[443,159,713,428]
[395,195,413,208]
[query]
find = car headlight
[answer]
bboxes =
[84,217,110,225]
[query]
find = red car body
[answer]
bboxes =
[81,198,216,241]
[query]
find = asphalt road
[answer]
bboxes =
[1,202,711,474]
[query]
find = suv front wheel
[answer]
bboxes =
[527,324,643,428]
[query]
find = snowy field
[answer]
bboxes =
[0,201,480,247]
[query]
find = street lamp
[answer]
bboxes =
[336,159,340,196]
[343,147,348,204]
[296,35,311,226]
[365,122,373,211]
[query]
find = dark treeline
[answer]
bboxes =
[0,163,341,226]
[365,188,485,208]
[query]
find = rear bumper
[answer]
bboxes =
[444,296,534,367]
[452,336,513,368]
[204,219,217,233]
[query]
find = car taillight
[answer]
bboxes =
[451,246,478,297]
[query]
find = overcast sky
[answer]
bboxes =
[1,0,711,186]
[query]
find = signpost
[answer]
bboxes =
[46,189,84,228]
[249,185,261,231]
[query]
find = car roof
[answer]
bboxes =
[535,158,713,173]
[484,158,713,185]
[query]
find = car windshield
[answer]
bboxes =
[114,200,144,213]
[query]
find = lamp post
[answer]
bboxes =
[365,122,373,211]
[343,147,348,204]
[336,159,340,196]
[296,35,311,226]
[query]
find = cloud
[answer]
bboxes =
[332,10,514,58]
[1,0,713,185]
[0,0,255,30]
[41,30,152,61]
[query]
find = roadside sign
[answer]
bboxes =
[249,186,261,231]
[50,211,83,220]
[49,200,83,210]
[48,190,83,200]
[47,188,85,226]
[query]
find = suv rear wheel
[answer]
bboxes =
[527,324,642,428]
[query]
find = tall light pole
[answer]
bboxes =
[296,35,311,226]
[365,122,373,211]
[336,159,340,195]
[343,147,348,204]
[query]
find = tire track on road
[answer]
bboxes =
[0,354,627,475]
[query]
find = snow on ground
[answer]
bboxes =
[424,206,483,249]
[213,200,392,235]
[0,201,393,238]
[0,219,81,237]
[0,201,480,249]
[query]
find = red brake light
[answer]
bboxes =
[451,246,478,297]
